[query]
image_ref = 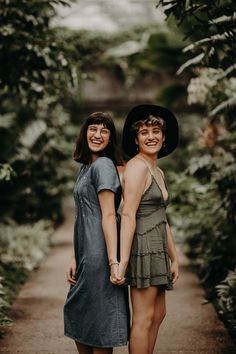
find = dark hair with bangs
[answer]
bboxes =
[73,112,123,165]
[132,115,166,137]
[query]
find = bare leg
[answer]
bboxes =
[75,341,93,354]
[93,348,113,354]
[148,288,166,354]
[129,286,159,354]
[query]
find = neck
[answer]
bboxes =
[91,153,98,162]
[138,152,158,168]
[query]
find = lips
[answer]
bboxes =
[146,141,158,146]
[90,139,102,145]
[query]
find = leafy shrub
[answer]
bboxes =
[216,269,236,337]
[158,0,236,340]
[0,220,53,271]
[0,220,52,332]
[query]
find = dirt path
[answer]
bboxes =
[0,199,235,354]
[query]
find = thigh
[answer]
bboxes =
[154,287,166,313]
[152,287,166,325]
[130,286,159,319]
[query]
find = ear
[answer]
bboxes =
[135,137,138,145]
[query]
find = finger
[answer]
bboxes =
[66,272,76,284]
[71,268,76,278]
[110,275,118,284]
[172,273,178,284]
[116,277,126,285]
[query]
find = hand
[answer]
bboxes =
[116,261,127,285]
[109,263,120,284]
[171,260,179,284]
[66,257,77,285]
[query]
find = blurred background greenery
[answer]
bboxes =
[0,0,235,340]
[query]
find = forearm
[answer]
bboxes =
[120,212,136,264]
[102,213,118,264]
[166,222,178,263]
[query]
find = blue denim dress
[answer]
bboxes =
[64,157,130,348]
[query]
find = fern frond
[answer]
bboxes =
[209,96,236,116]
[183,33,229,53]
[209,13,236,25]
[177,52,204,75]
[162,2,178,11]
[216,64,236,80]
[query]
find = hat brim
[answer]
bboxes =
[122,104,179,158]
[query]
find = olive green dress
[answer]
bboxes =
[125,165,173,290]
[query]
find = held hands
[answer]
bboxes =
[109,261,127,285]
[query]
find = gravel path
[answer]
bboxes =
[0,199,235,354]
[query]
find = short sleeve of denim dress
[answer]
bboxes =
[64,157,130,348]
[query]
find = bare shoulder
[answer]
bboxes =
[124,157,148,179]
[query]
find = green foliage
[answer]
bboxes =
[0,0,79,331]
[0,0,73,102]
[0,219,52,333]
[0,219,52,271]
[155,82,187,111]
[158,0,236,339]
[104,25,187,87]
[0,1,78,224]
[217,269,236,314]
[157,0,236,68]
[0,163,16,183]
[216,269,236,337]
[158,0,236,119]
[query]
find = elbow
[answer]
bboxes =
[102,212,116,222]
[121,209,135,219]
[121,211,136,227]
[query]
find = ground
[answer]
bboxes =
[0,198,235,354]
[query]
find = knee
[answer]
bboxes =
[132,310,154,331]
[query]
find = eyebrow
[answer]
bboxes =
[89,125,107,129]
[139,126,161,132]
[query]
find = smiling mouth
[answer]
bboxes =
[91,139,102,145]
[146,142,158,146]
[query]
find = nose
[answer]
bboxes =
[94,129,102,138]
[147,131,155,139]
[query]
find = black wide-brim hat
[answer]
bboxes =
[122,104,179,158]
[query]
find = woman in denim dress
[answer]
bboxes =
[64,112,130,354]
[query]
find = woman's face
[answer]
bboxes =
[135,124,165,156]
[87,123,111,157]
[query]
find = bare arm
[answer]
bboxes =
[166,222,179,283]
[98,190,119,282]
[119,159,149,278]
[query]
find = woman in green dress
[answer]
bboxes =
[118,105,179,354]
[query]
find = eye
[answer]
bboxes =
[153,129,161,134]
[88,126,97,133]
[139,130,148,136]
[101,129,109,135]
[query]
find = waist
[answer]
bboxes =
[136,205,166,218]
